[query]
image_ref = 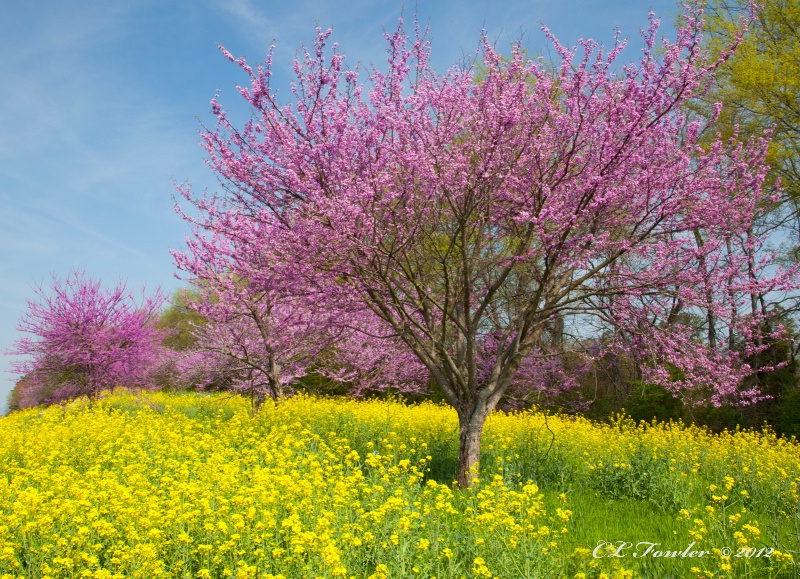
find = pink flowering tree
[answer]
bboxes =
[173,207,433,404]
[7,270,167,407]
[599,222,797,408]
[181,5,798,486]
[172,209,352,406]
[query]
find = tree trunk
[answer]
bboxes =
[456,405,490,488]
[252,389,266,412]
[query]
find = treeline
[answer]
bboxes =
[10,283,798,438]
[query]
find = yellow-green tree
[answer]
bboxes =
[697,0,799,214]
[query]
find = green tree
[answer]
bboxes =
[696,0,800,216]
[157,288,207,352]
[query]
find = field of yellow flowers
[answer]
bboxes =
[0,391,798,578]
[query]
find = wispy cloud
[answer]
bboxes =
[217,0,276,45]
[0,0,200,413]
[0,3,136,155]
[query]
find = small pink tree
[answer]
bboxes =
[7,270,166,406]
[182,5,797,486]
[172,210,348,405]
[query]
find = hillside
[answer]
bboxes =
[0,391,797,578]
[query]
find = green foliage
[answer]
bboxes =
[623,382,685,425]
[156,287,206,351]
[6,380,22,413]
[772,387,800,439]
[695,0,800,205]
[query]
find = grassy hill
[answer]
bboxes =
[0,391,797,578]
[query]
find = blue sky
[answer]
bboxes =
[0,0,678,413]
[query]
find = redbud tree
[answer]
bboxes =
[172,214,342,404]
[7,270,166,406]
[172,208,431,402]
[182,6,797,486]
